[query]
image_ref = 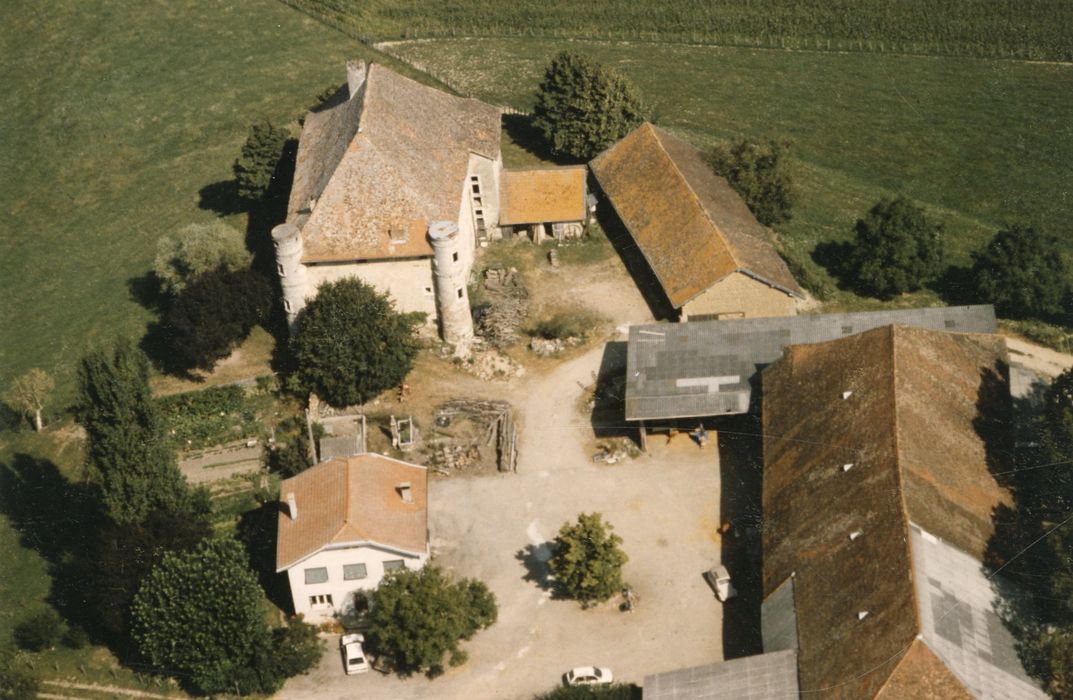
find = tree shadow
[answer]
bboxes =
[198,179,246,216]
[0,400,25,431]
[715,414,765,659]
[138,320,202,381]
[589,341,631,440]
[811,239,856,291]
[502,113,564,165]
[594,192,678,321]
[515,543,557,594]
[126,272,169,313]
[237,500,293,614]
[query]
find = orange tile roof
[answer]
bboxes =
[589,123,803,308]
[288,63,501,263]
[276,454,428,571]
[499,166,587,225]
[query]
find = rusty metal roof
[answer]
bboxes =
[276,453,428,571]
[499,166,587,225]
[590,123,803,308]
[288,63,501,263]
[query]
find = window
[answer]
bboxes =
[343,563,368,581]
[277,263,285,276]
[383,559,405,573]
[309,594,333,608]
[456,288,464,299]
[283,299,292,312]
[304,567,328,584]
[423,286,433,296]
[945,319,957,329]
[841,325,853,335]
[452,251,459,262]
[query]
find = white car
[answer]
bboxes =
[703,564,737,602]
[564,666,614,686]
[340,633,370,675]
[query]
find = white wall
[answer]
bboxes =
[286,542,429,621]
[303,258,437,319]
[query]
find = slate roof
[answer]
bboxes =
[276,454,428,571]
[760,325,1041,699]
[288,62,501,263]
[624,305,996,421]
[499,166,587,225]
[589,123,803,308]
[643,650,800,700]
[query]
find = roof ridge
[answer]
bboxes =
[649,124,742,272]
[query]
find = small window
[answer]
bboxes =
[456,288,464,299]
[945,319,957,329]
[471,183,480,193]
[841,325,853,335]
[277,263,285,276]
[343,563,368,581]
[452,251,459,262]
[283,299,292,312]
[304,567,328,584]
[309,594,333,608]
[424,286,433,296]
[384,559,405,573]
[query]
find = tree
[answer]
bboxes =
[532,52,645,161]
[75,339,190,525]
[13,609,63,652]
[153,221,251,296]
[1038,368,1073,518]
[4,369,54,432]
[0,648,39,700]
[130,538,278,695]
[706,138,795,226]
[548,512,628,606]
[269,619,323,679]
[162,267,271,371]
[290,278,420,406]
[535,684,637,700]
[972,225,1071,320]
[367,566,497,676]
[846,196,945,298]
[234,120,289,202]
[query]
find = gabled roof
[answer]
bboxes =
[761,326,1042,699]
[589,123,803,308]
[276,454,428,571]
[499,166,587,225]
[643,650,800,700]
[288,63,501,263]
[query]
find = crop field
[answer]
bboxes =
[289,0,1073,60]
[386,38,1073,304]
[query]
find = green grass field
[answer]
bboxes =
[386,38,1073,306]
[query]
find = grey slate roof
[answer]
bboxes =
[643,650,800,700]
[318,434,363,463]
[761,576,798,654]
[625,305,996,421]
[911,524,1048,699]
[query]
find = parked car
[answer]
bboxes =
[340,633,370,675]
[564,666,614,687]
[703,564,737,601]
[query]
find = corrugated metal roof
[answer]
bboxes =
[643,650,800,700]
[625,305,996,421]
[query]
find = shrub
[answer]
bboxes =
[532,52,645,161]
[972,224,1071,321]
[153,221,251,296]
[707,138,795,226]
[846,196,945,298]
[531,310,602,340]
[234,120,289,202]
[13,609,63,652]
[270,618,323,679]
[62,626,90,650]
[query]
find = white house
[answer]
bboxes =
[275,453,429,622]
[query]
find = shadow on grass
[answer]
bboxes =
[237,500,293,614]
[811,239,856,291]
[198,179,246,217]
[126,272,168,314]
[503,113,565,165]
[0,401,25,431]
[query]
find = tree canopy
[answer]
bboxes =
[290,278,420,406]
[162,267,271,372]
[4,368,54,432]
[532,52,645,161]
[131,538,294,695]
[367,565,497,676]
[153,221,251,296]
[846,196,946,298]
[76,340,191,525]
[548,512,629,606]
[971,224,1071,320]
[234,120,289,202]
[706,138,795,227]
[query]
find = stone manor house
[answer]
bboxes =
[271,61,591,344]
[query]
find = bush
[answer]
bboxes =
[548,513,629,606]
[234,120,289,202]
[13,609,63,652]
[270,618,323,679]
[153,221,251,296]
[972,224,1071,321]
[268,433,312,478]
[706,138,795,226]
[846,196,945,298]
[535,684,638,700]
[532,52,645,161]
[162,267,272,372]
[290,278,420,407]
[531,310,602,340]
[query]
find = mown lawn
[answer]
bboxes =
[386,38,1073,308]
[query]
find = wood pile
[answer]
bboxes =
[474,267,529,348]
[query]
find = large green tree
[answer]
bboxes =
[290,278,420,406]
[163,267,271,372]
[847,196,946,298]
[367,566,497,676]
[153,221,252,296]
[532,52,645,161]
[972,224,1071,320]
[706,138,795,226]
[76,340,190,525]
[548,512,629,606]
[234,120,289,202]
[131,538,279,695]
